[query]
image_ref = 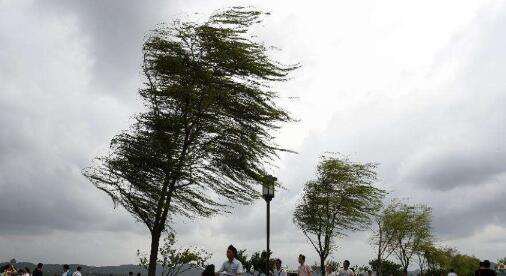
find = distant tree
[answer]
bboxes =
[416,243,452,275]
[385,202,432,273]
[370,200,400,276]
[293,154,385,276]
[448,252,480,276]
[498,257,506,265]
[369,259,401,276]
[83,6,297,276]
[137,232,211,276]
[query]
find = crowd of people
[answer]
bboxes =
[205,245,500,276]
[203,244,362,276]
[0,263,82,276]
[1,249,498,276]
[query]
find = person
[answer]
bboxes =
[297,255,311,276]
[136,273,141,276]
[2,265,13,276]
[217,245,244,275]
[325,264,337,276]
[24,268,31,276]
[448,268,457,276]
[272,259,287,276]
[128,272,133,276]
[475,260,496,276]
[337,260,354,276]
[32,264,43,276]
[70,267,81,276]
[61,265,71,276]
[203,265,215,276]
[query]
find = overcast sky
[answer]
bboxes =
[1,0,506,270]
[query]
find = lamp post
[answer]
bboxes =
[262,175,276,275]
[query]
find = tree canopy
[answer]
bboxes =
[83,6,297,276]
[384,201,432,273]
[293,154,385,275]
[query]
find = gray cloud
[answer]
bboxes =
[404,149,506,191]
[2,0,506,269]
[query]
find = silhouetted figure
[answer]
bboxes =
[33,264,43,276]
[475,260,496,276]
[128,272,133,276]
[2,265,16,276]
[448,268,457,276]
[202,265,215,276]
[136,273,141,276]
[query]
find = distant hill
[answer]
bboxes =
[0,261,201,276]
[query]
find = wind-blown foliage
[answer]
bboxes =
[370,200,401,276]
[83,6,297,276]
[293,154,385,276]
[138,232,211,276]
[385,202,432,273]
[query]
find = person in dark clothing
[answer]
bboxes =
[201,264,215,276]
[475,260,497,276]
[33,263,43,276]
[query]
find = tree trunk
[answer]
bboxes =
[320,255,326,276]
[378,259,383,276]
[148,230,162,276]
[377,222,383,276]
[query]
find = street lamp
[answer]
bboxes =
[262,175,276,275]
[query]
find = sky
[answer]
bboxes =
[1,0,506,270]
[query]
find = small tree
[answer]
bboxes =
[293,154,385,276]
[385,202,432,273]
[370,200,400,276]
[449,252,480,276]
[236,249,253,272]
[83,6,297,276]
[138,232,211,276]
[369,259,401,276]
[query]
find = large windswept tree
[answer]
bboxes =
[83,7,297,276]
[293,154,385,276]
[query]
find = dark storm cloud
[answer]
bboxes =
[36,0,173,98]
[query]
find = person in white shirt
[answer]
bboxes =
[297,255,312,276]
[217,245,244,276]
[272,259,287,276]
[448,268,457,276]
[337,260,354,276]
[71,266,82,276]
